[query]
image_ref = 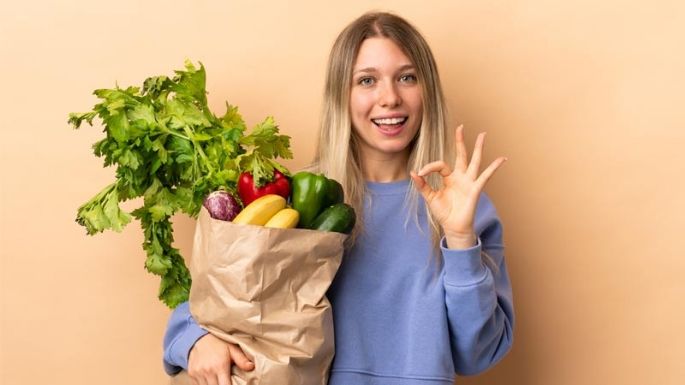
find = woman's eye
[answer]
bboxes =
[358,77,375,86]
[400,74,417,83]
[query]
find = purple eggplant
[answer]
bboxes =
[203,191,241,221]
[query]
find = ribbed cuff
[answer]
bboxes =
[165,318,209,374]
[440,236,488,286]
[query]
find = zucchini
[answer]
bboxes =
[311,203,356,234]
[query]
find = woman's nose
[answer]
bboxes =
[378,82,402,108]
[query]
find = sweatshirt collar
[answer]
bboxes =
[365,179,410,195]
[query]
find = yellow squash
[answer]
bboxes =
[232,194,287,225]
[264,208,300,229]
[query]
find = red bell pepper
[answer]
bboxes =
[237,170,290,206]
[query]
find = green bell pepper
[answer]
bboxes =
[291,171,345,229]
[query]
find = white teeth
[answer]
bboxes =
[372,117,406,125]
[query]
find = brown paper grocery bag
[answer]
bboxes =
[169,207,347,385]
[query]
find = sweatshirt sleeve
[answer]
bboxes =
[441,192,515,376]
[162,301,209,375]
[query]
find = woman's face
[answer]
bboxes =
[349,37,423,160]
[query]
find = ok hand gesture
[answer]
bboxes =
[410,125,507,249]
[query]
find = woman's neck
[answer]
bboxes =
[359,149,410,183]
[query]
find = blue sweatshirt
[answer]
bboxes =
[163,179,514,384]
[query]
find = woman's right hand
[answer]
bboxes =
[187,333,255,385]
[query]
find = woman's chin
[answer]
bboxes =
[368,141,413,156]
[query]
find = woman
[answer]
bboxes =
[164,11,514,385]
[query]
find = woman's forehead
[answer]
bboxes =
[353,37,414,70]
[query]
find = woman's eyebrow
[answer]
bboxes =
[353,64,415,75]
[353,67,377,75]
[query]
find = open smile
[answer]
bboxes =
[371,116,408,136]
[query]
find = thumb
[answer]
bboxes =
[228,344,255,372]
[410,171,433,201]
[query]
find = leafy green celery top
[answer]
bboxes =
[69,61,293,308]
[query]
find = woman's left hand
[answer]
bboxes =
[410,125,507,249]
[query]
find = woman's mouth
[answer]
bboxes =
[371,116,408,136]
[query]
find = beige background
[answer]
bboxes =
[1,1,684,384]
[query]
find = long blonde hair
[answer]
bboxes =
[310,11,455,254]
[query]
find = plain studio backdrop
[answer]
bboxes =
[1,1,684,384]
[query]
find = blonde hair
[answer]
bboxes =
[309,11,455,255]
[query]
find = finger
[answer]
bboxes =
[476,157,508,189]
[455,125,468,171]
[219,349,233,385]
[207,373,219,385]
[228,344,255,372]
[467,132,486,178]
[191,371,208,385]
[189,373,202,385]
[216,363,231,385]
[410,171,434,200]
[188,368,207,385]
[417,161,452,178]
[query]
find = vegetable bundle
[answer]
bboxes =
[69,61,292,308]
[206,171,356,234]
